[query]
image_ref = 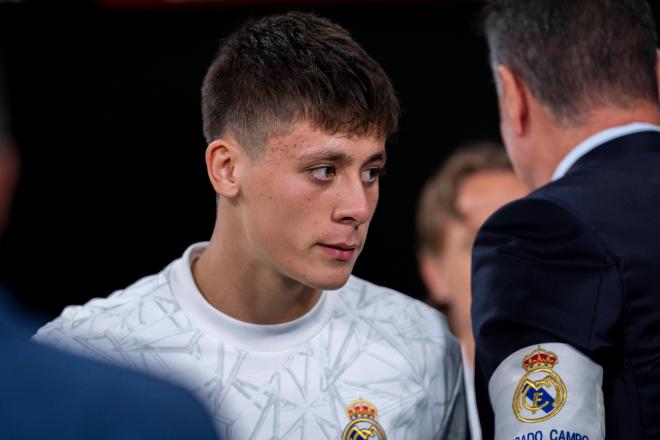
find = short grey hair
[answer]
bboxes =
[484,0,658,124]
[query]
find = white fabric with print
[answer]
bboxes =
[35,242,466,440]
[489,342,604,440]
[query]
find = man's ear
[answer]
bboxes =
[205,138,243,199]
[497,65,529,137]
[419,253,449,304]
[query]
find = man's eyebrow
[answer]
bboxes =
[297,150,352,164]
[297,150,387,164]
[366,151,387,164]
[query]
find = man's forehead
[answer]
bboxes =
[265,121,386,160]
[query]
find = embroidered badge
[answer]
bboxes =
[513,346,567,423]
[341,397,387,440]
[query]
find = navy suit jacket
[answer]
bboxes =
[0,288,218,439]
[472,131,660,439]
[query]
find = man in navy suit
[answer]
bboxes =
[0,104,218,439]
[472,1,660,439]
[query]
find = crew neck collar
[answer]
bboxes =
[169,242,337,352]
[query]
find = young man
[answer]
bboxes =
[472,1,660,439]
[35,12,465,439]
[417,142,528,440]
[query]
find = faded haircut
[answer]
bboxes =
[483,0,658,124]
[201,12,400,158]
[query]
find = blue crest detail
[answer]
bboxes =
[524,384,556,414]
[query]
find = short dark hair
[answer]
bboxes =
[416,142,512,256]
[201,12,400,157]
[483,0,658,123]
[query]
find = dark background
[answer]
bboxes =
[0,0,599,323]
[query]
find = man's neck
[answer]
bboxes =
[532,102,660,188]
[191,220,322,325]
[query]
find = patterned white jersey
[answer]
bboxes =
[35,243,465,439]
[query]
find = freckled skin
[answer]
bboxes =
[194,121,387,324]
[236,122,386,290]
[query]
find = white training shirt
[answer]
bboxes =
[35,243,465,439]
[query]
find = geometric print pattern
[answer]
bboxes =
[35,257,465,439]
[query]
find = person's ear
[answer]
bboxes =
[205,137,243,199]
[497,65,529,137]
[419,253,449,305]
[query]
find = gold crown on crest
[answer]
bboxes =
[522,346,559,371]
[346,397,378,419]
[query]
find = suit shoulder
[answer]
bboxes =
[479,193,611,266]
[2,336,217,439]
[485,192,582,230]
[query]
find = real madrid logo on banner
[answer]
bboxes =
[341,397,387,440]
[513,346,567,423]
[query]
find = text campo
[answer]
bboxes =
[514,430,589,440]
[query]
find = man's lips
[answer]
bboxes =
[318,243,359,262]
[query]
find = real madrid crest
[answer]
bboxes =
[341,397,387,440]
[513,346,567,423]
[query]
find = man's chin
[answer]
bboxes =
[303,270,352,291]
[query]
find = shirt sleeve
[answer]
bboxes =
[33,302,125,366]
[471,196,621,439]
[33,307,87,353]
[417,304,467,439]
[438,358,468,440]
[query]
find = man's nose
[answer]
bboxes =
[332,177,374,226]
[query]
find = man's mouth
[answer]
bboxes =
[318,243,359,262]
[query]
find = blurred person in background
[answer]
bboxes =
[0,62,218,439]
[35,12,466,439]
[473,0,660,438]
[417,142,528,439]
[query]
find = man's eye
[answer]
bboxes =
[310,166,336,181]
[361,167,384,183]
